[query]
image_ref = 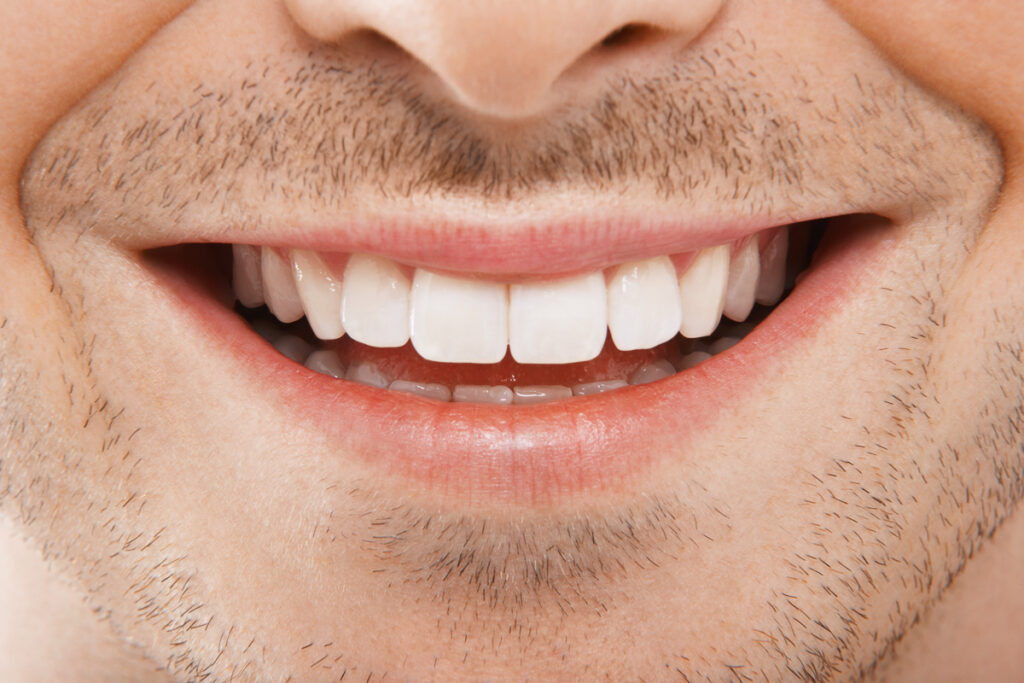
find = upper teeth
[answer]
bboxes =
[232,227,788,364]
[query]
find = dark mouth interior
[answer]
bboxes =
[146,217,844,396]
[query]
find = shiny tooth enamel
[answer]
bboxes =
[261,247,305,323]
[389,380,452,402]
[513,385,574,405]
[607,256,683,351]
[291,249,345,340]
[628,359,677,385]
[509,272,607,364]
[304,349,346,378]
[678,244,730,338]
[341,253,411,348]
[723,238,761,322]
[410,270,509,364]
[345,362,390,388]
[452,385,514,404]
[232,244,265,308]
[573,379,629,396]
[755,228,788,306]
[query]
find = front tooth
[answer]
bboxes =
[452,385,514,404]
[345,362,390,388]
[572,379,629,396]
[409,270,508,363]
[291,250,345,340]
[232,244,264,308]
[755,228,788,306]
[261,247,304,323]
[340,253,411,348]
[723,238,761,322]
[512,385,573,405]
[509,272,606,364]
[628,359,676,385]
[304,349,346,378]
[389,380,452,402]
[678,245,730,338]
[607,256,683,351]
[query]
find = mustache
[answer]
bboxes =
[21,31,989,243]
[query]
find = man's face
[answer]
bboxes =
[2,0,1022,679]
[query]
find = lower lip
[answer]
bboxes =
[153,221,885,505]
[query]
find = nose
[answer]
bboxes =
[285,0,724,118]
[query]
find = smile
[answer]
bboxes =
[232,225,795,401]
[147,210,882,502]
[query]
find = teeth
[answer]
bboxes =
[512,385,574,405]
[345,362,390,389]
[410,270,508,364]
[573,379,629,396]
[261,247,305,323]
[304,349,346,378]
[676,350,711,369]
[723,238,761,322]
[291,250,345,340]
[241,225,792,377]
[232,245,265,308]
[453,385,515,405]
[678,245,730,338]
[607,256,683,351]
[389,380,452,402]
[628,359,677,385]
[755,228,788,306]
[509,272,607,364]
[272,334,312,364]
[340,253,411,348]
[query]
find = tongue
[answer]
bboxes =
[326,337,681,386]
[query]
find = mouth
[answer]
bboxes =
[145,211,886,502]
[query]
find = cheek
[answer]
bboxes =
[827,0,1024,165]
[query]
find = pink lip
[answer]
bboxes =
[152,215,887,505]
[139,206,832,277]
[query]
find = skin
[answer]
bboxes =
[1,0,1023,680]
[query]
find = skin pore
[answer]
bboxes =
[2,1,1024,681]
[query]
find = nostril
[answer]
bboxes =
[599,23,653,49]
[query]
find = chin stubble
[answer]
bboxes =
[5,31,1020,683]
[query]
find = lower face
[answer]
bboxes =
[4,0,1023,679]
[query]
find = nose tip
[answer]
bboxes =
[285,0,725,118]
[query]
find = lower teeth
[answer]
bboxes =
[250,307,763,404]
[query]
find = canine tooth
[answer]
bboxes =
[304,349,346,378]
[629,359,676,385]
[292,250,344,340]
[709,336,741,354]
[452,385,514,405]
[345,362,390,389]
[676,350,712,369]
[509,272,606,364]
[272,335,313,364]
[678,245,729,338]
[572,379,629,396]
[340,253,411,348]
[261,247,304,323]
[410,270,508,363]
[607,256,683,351]
[513,385,573,405]
[755,228,788,305]
[389,380,452,402]
[723,239,761,322]
[232,245,264,307]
